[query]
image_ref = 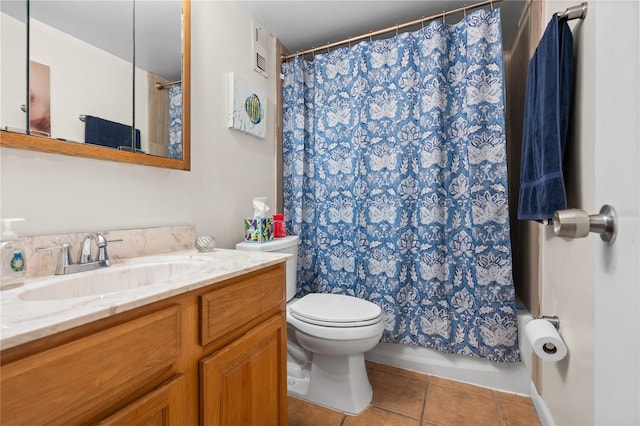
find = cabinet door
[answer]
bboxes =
[200,314,286,426]
[97,375,184,426]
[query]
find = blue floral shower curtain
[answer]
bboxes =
[168,84,182,159]
[282,9,519,362]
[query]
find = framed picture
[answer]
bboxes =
[227,72,266,139]
[29,60,51,137]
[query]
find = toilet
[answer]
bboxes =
[236,235,384,415]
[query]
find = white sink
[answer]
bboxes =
[18,255,213,301]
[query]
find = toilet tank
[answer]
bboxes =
[235,235,299,302]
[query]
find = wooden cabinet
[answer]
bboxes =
[97,375,185,425]
[200,315,286,426]
[1,305,181,424]
[200,266,284,346]
[0,263,287,426]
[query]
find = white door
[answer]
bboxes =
[593,1,640,424]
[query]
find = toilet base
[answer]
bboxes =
[288,352,372,415]
[287,359,310,396]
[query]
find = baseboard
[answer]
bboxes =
[530,382,556,426]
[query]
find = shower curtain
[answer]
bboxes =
[168,84,182,159]
[282,8,519,362]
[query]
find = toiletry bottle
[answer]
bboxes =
[273,214,286,238]
[1,218,27,289]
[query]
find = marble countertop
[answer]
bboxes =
[0,248,289,350]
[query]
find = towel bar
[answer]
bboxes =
[557,2,588,21]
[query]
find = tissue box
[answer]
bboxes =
[244,217,274,242]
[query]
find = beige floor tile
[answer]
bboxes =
[423,383,500,426]
[287,365,540,426]
[369,368,428,419]
[498,400,541,426]
[287,396,345,426]
[343,407,421,426]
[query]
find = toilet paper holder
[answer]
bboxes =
[552,204,617,244]
[529,316,564,357]
[536,315,560,330]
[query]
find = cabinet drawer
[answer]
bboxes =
[1,305,180,425]
[97,374,185,425]
[200,264,285,346]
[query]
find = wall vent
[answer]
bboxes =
[252,21,268,78]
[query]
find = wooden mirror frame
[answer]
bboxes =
[0,0,190,171]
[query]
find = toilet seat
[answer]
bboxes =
[290,293,382,328]
[288,312,384,341]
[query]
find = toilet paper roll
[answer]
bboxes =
[524,319,568,362]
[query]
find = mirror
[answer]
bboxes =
[0,0,190,171]
[0,1,27,136]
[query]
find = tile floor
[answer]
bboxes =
[288,361,540,426]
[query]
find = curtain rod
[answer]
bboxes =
[155,80,182,90]
[282,0,502,61]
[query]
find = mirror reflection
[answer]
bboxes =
[1,1,27,134]
[0,0,185,162]
[28,1,135,148]
[135,0,183,158]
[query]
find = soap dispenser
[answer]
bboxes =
[1,218,26,289]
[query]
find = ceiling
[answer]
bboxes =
[235,0,527,53]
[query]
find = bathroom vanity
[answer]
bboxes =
[0,249,288,425]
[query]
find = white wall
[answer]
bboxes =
[1,13,27,131]
[539,1,640,425]
[0,1,278,250]
[29,17,138,143]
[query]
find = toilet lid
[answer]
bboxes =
[290,293,382,327]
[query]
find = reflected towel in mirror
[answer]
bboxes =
[84,115,141,151]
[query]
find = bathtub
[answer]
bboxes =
[365,307,533,395]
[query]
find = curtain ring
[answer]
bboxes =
[490,0,494,10]
[369,31,373,42]
[442,11,446,24]
[421,17,425,29]
[464,5,467,17]
[396,24,399,36]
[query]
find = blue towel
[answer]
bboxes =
[84,115,141,151]
[518,15,574,221]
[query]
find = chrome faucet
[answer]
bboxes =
[37,233,123,275]
[79,233,109,265]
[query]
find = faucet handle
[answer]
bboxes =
[36,243,73,275]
